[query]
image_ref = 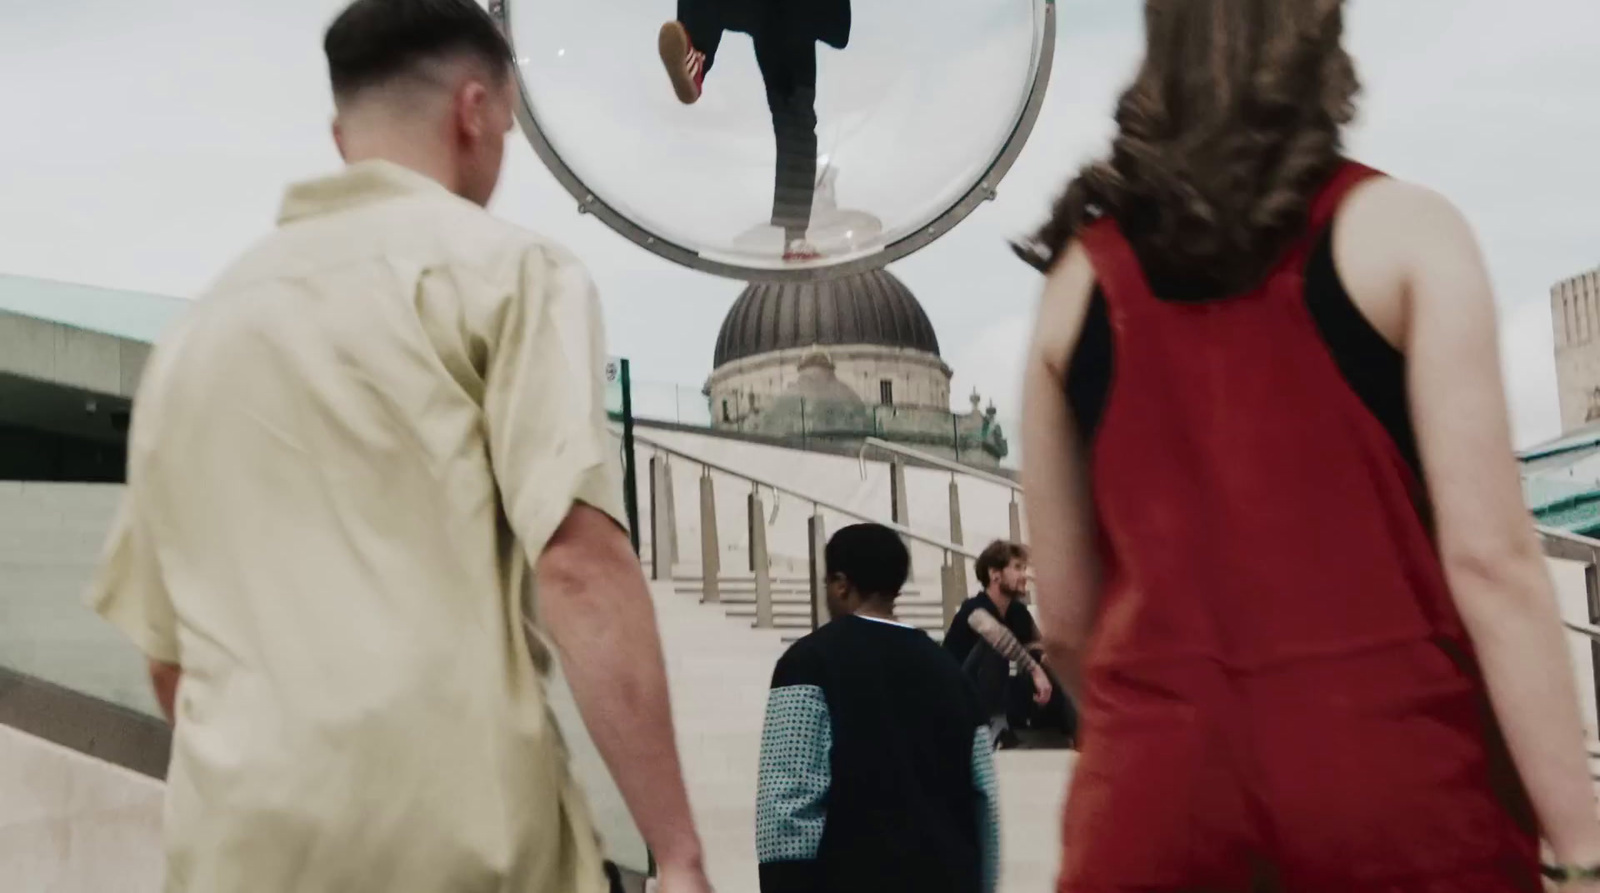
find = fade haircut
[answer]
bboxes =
[323,0,514,102]
[974,540,1029,588]
[825,524,911,600]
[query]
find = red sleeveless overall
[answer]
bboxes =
[1059,162,1540,892]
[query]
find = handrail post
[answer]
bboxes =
[648,454,670,581]
[941,550,964,628]
[1009,492,1023,545]
[891,459,912,580]
[699,467,720,604]
[948,474,966,593]
[664,455,679,564]
[751,486,774,629]
[808,509,827,630]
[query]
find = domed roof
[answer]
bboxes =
[713,269,940,368]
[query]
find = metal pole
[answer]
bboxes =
[751,487,774,629]
[941,552,964,627]
[648,455,668,581]
[891,459,912,581]
[663,456,679,563]
[808,510,827,630]
[620,359,640,555]
[699,468,720,604]
[948,475,965,591]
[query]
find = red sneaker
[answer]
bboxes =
[783,239,822,263]
[658,22,705,105]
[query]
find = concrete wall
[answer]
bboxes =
[0,724,164,893]
[0,314,149,401]
[706,344,954,425]
[0,481,156,714]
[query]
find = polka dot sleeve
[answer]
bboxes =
[755,684,832,867]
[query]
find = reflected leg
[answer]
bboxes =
[676,0,726,70]
[752,21,818,251]
[963,647,1011,744]
[661,0,724,104]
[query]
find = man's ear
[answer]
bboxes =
[455,79,491,143]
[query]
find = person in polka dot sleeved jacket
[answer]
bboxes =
[754,523,1000,893]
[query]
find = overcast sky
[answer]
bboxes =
[1,0,1596,447]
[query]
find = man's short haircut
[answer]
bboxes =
[324,0,514,101]
[974,540,1029,588]
[825,524,910,600]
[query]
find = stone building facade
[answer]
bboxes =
[703,269,1008,466]
[1553,266,1600,433]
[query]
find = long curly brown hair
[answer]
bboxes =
[1015,0,1361,295]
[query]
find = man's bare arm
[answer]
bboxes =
[969,611,1055,707]
[967,610,1042,676]
[537,503,708,883]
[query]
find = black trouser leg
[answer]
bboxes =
[1008,663,1078,741]
[677,0,726,71]
[752,20,817,242]
[963,648,1011,737]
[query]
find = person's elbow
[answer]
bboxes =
[1440,528,1558,629]
[537,503,643,614]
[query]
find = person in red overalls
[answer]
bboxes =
[1014,1,1600,891]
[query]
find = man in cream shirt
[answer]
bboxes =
[88,2,713,891]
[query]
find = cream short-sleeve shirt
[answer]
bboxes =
[89,160,623,893]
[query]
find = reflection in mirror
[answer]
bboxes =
[499,0,1052,278]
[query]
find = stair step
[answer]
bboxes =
[781,628,949,644]
[672,585,934,598]
[721,604,947,619]
[675,587,934,601]
[707,594,943,607]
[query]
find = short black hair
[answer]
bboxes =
[825,524,910,599]
[974,540,1028,588]
[324,0,513,100]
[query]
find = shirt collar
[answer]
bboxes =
[852,613,915,630]
[277,160,451,225]
[977,591,1013,617]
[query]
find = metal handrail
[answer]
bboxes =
[619,428,982,562]
[1538,525,1599,546]
[859,437,1023,494]
[1568,620,1600,642]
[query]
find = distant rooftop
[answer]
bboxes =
[1520,424,1600,463]
[1520,423,1600,536]
[0,274,187,345]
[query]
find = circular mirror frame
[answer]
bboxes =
[491,0,1056,283]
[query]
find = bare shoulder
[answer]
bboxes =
[1031,240,1097,378]
[1337,176,1482,281]
[1333,176,1488,347]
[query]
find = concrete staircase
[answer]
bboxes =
[668,570,951,640]
[642,579,1069,893]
